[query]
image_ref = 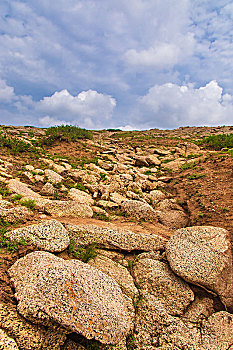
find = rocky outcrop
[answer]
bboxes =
[166,226,233,312]
[0,329,19,350]
[9,251,132,345]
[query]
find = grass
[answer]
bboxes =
[68,242,97,263]
[93,212,110,221]
[0,133,39,155]
[41,125,93,146]
[20,199,36,210]
[187,174,205,180]
[11,194,23,203]
[197,133,233,150]
[180,161,197,171]
[0,235,29,252]
[0,182,11,197]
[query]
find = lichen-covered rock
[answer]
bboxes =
[65,223,166,251]
[166,226,233,312]
[68,188,94,205]
[121,200,158,220]
[8,179,41,198]
[6,220,69,252]
[0,303,66,350]
[44,200,93,218]
[133,258,194,315]
[9,251,132,345]
[88,255,138,298]
[0,329,19,350]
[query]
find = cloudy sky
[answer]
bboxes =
[0,0,233,130]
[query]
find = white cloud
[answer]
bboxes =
[39,115,68,127]
[0,79,15,103]
[37,89,116,129]
[124,33,195,68]
[137,80,233,129]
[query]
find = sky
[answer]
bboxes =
[0,0,233,130]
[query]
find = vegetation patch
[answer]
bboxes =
[0,133,38,155]
[68,242,97,263]
[197,133,233,150]
[41,125,93,145]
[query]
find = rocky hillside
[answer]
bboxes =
[0,124,233,349]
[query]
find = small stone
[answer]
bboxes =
[40,182,55,196]
[44,169,64,184]
[68,188,94,205]
[44,200,93,218]
[121,200,158,220]
[8,179,41,199]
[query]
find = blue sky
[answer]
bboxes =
[0,0,233,130]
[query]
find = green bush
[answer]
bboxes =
[198,133,233,150]
[68,242,97,262]
[41,125,93,145]
[0,133,37,155]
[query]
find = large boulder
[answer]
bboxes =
[166,226,233,311]
[6,220,70,252]
[65,223,167,252]
[9,251,132,345]
[133,258,194,315]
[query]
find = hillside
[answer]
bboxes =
[0,124,233,349]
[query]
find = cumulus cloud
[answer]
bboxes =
[137,81,233,129]
[0,79,15,103]
[37,89,116,129]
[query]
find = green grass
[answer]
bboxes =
[187,174,205,180]
[180,161,197,171]
[0,133,38,155]
[41,125,93,145]
[0,182,11,197]
[20,199,35,210]
[93,212,110,221]
[11,194,23,203]
[197,133,233,150]
[0,235,29,252]
[68,242,97,263]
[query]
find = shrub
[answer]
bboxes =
[41,125,93,145]
[197,133,233,150]
[0,133,37,155]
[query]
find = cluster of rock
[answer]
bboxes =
[0,131,232,349]
[0,140,202,229]
[1,220,232,349]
